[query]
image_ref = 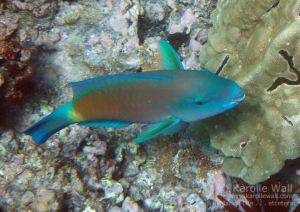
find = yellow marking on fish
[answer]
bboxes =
[68,107,84,121]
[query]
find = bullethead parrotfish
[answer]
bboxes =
[24,39,245,145]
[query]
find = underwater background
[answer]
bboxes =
[0,0,300,211]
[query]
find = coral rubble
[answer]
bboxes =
[199,0,300,184]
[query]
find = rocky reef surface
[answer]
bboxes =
[0,0,228,211]
[0,0,300,211]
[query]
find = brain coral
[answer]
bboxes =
[199,0,300,184]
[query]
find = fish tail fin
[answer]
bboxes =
[23,102,75,145]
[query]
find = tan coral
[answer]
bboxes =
[199,0,300,184]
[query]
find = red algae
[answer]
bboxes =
[0,13,35,103]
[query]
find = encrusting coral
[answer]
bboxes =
[199,0,300,184]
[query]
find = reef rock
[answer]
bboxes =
[199,0,300,184]
[33,189,61,212]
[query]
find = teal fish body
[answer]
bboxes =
[24,40,245,144]
[71,70,243,123]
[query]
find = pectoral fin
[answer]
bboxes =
[80,120,132,128]
[133,116,188,143]
[159,40,184,71]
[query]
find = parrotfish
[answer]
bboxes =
[24,40,245,145]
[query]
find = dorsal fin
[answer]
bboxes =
[159,39,184,71]
[70,73,170,98]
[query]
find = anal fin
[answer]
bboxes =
[133,116,188,143]
[80,120,132,128]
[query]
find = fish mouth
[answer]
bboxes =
[233,93,245,103]
[222,93,245,108]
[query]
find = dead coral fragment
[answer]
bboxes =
[0,12,19,41]
[199,0,300,184]
[7,0,57,18]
